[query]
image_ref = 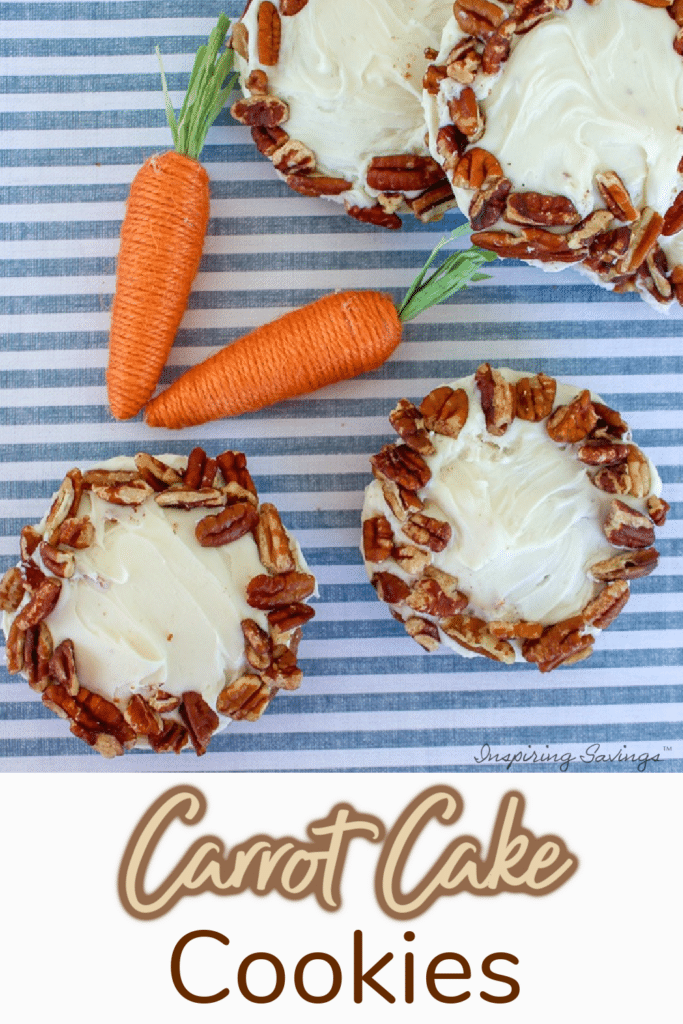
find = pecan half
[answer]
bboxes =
[370,443,431,491]
[134,452,182,491]
[662,190,683,236]
[231,94,289,127]
[230,21,249,60]
[216,450,257,496]
[566,210,614,250]
[436,125,468,171]
[257,503,296,573]
[481,22,514,74]
[577,440,631,466]
[647,495,670,526]
[405,572,467,617]
[242,618,273,671]
[381,480,424,522]
[589,548,659,582]
[589,401,628,440]
[453,0,505,37]
[246,68,269,95]
[419,385,469,438]
[389,399,435,455]
[546,390,598,443]
[20,524,41,562]
[24,621,54,692]
[448,87,484,141]
[372,571,411,605]
[39,541,75,580]
[582,580,629,629]
[91,480,154,506]
[522,617,593,672]
[122,694,162,737]
[469,175,512,230]
[272,138,317,175]
[346,204,402,230]
[6,620,28,674]
[251,124,290,156]
[488,620,544,639]
[441,614,516,663]
[0,567,25,612]
[515,372,556,421]
[392,544,432,575]
[262,644,303,690]
[475,362,516,435]
[267,603,315,638]
[410,180,458,223]
[505,191,581,227]
[13,577,61,630]
[603,499,655,548]
[596,170,638,222]
[446,37,481,83]
[247,570,315,609]
[366,154,444,193]
[619,208,663,273]
[217,675,272,721]
[280,0,309,12]
[54,515,95,549]
[404,616,441,651]
[287,173,351,196]
[593,446,651,498]
[363,515,394,563]
[195,502,259,547]
[257,1,281,65]
[401,513,452,552]
[42,681,135,755]
[452,147,503,190]
[148,721,189,754]
[82,468,138,488]
[179,691,219,757]
[155,485,226,509]
[44,473,78,544]
[470,228,586,263]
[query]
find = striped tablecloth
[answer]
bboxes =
[2,0,682,772]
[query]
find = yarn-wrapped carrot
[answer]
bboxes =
[145,227,496,429]
[107,14,236,420]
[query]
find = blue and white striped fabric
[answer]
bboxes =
[2,1,682,772]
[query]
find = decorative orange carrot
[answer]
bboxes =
[107,14,236,420]
[145,227,496,429]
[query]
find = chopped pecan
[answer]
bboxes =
[91,480,154,506]
[363,514,394,563]
[200,458,219,489]
[251,124,290,156]
[257,503,296,573]
[39,541,75,579]
[662,190,683,236]
[453,0,506,37]
[216,451,257,496]
[522,617,593,672]
[515,372,556,421]
[423,63,447,94]
[155,485,226,509]
[596,170,638,222]
[0,566,25,612]
[475,363,516,435]
[124,694,163,736]
[392,544,432,575]
[346,203,402,230]
[589,548,659,582]
[470,228,586,262]
[405,572,467,617]
[481,22,514,73]
[20,524,41,562]
[231,94,289,127]
[603,499,655,548]
[448,87,484,141]
[511,0,557,30]
[409,180,458,222]
[419,385,469,438]
[671,0,683,23]
[505,191,581,227]
[54,515,95,549]
[546,390,598,443]
[675,25,683,53]
[24,621,54,692]
[469,175,512,230]
[287,173,351,196]
[441,614,516,663]
[257,1,281,65]
[246,68,269,95]
[366,154,444,193]
[267,603,315,638]
[247,570,316,609]
[638,245,672,304]
[566,210,614,250]
[147,689,182,714]
[589,401,629,440]
[577,440,631,466]
[179,691,219,756]
[619,208,663,273]
[389,399,435,455]
[647,495,670,526]
[230,21,249,60]
[671,263,683,305]
[280,0,309,12]
[593,446,651,498]
[436,125,468,171]
[582,580,629,629]
[13,577,61,630]
[195,501,259,547]
[445,37,481,83]
[452,147,503,190]
[6,620,28,674]
[404,616,441,651]
[242,617,273,671]
[44,474,78,544]
[148,721,189,754]
[82,468,139,489]
[381,480,424,522]
[42,681,135,753]
[272,138,317,175]
[401,513,451,552]
[370,443,431,491]
[262,645,303,690]
[488,620,544,639]
[372,571,411,605]
[217,674,272,721]
[134,452,182,491]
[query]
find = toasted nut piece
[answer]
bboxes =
[14,577,61,629]
[6,620,28,674]
[346,203,402,230]
[582,581,629,629]
[155,485,226,509]
[566,210,614,250]
[505,192,581,227]
[392,544,432,575]
[216,450,258,496]
[593,446,651,498]
[381,480,424,522]
[405,576,467,617]
[217,674,273,721]
[0,567,25,612]
[448,87,484,141]
[148,720,189,753]
[179,691,220,756]
[241,617,273,671]
[647,495,670,526]
[366,154,444,192]
[20,524,42,562]
[44,474,77,544]
[603,499,656,548]
[25,621,54,692]
[401,513,452,552]
[147,689,182,714]
[475,362,516,436]
[230,21,249,60]
[590,401,629,440]
[251,124,290,156]
[452,148,503,190]
[436,125,468,171]
[453,0,505,37]
[389,399,435,455]
[370,443,431,491]
[39,541,75,579]
[420,386,469,438]
[134,452,182,491]
[446,37,482,82]
[619,207,663,273]
[42,681,135,751]
[54,515,95,549]
[257,1,281,65]
[577,440,631,466]
[231,94,289,127]
[257,503,296,573]
[481,22,514,73]
[287,173,351,196]
[195,502,259,547]
[522,617,593,672]
[271,138,317,175]
[404,616,441,651]
[469,175,512,231]
[662,190,683,236]
[280,0,309,13]
[91,480,154,506]
[590,548,659,582]
[363,515,394,563]
[124,694,163,736]
[246,68,269,95]
[546,390,598,443]
[488,620,544,639]
[372,571,411,605]
[441,614,516,663]
[267,603,315,638]
[247,570,316,609]
[423,63,447,94]
[596,170,638,222]
[410,179,458,223]
[515,373,556,421]
[82,468,139,488]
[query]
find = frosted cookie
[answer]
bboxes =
[1,449,315,756]
[230,0,457,228]
[362,366,668,671]
[424,0,683,305]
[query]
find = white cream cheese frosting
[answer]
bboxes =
[239,0,453,208]
[3,455,313,744]
[425,0,683,267]
[362,369,662,662]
